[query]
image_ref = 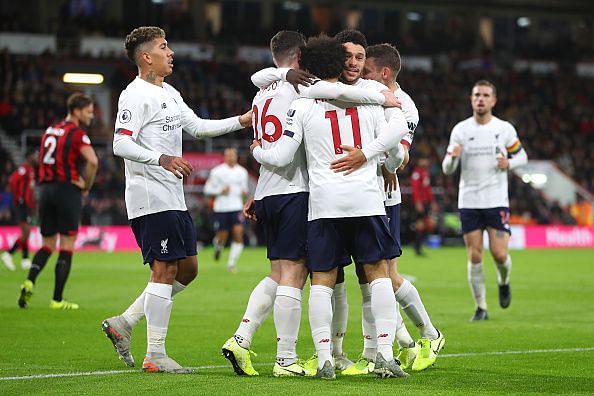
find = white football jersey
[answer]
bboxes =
[446,116,522,209]
[385,86,419,207]
[352,79,420,207]
[251,75,387,201]
[114,77,241,220]
[285,97,388,220]
[114,78,190,219]
[252,80,308,200]
[204,163,248,212]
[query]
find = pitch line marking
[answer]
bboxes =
[1,347,592,381]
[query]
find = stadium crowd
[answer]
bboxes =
[0,42,593,239]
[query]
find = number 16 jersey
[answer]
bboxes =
[252,80,308,200]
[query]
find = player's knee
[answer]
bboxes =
[491,249,508,265]
[469,247,483,264]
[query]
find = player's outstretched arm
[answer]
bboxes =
[183,108,252,139]
[251,67,314,92]
[330,108,407,175]
[300,82,399,107]
[361,107,408,161]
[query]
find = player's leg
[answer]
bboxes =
[330,266,352,371]
[223,195,291,376]
[307,218,344,379]
[113,218,199,333]
[19,185,56,308]
[272,258,309,377]
[354,216,407,378]
[2,209,24,270]
[143,211,196,373]
[309,268,338,379]
[18,235,55,308]
[360,259,407,379]
[227,216,245,272]
[487,216,512,308]
[223,262,279,376]
[49,233,78,309]
[49,184,82,310]
[19,219,32,269]
[391,260,445,371]
[342,265,376,376]
[142,259,192,373]
[212,212,229,262]
[464,228,488,320]
[413,204,426,256]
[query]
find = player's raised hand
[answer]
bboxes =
[243,197,257,221]
[286,69,315,93]
[330,145,366,175]
[381,164,397,192]
[381,90,402,108]
[239,109,253,127]
[159,154,193,179]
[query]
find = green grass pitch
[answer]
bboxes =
[1,247,593,394]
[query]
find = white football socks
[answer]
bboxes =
[395,279,438,340]
[274,286,302,366]
[468,261,487,310]
[395,316,415,348]
[144,282,173,357]
[360,283,377,361]
[235,276,278,349]
[227,242,244,270]
[122,280,186,328]
[496,255,512,285]
[309,285,334,369]
[331,282,348,357]
[370,278,397,361]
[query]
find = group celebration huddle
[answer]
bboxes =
[100,21,525,379]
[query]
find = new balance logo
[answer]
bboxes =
[378,333,389,338]
[160,238,168,254]
[319,338,331,343]
[242,318,250,323]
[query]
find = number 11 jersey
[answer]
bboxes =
[285,98,388,221]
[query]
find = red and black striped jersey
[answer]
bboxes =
[38,120,92,184]
[8,163,35,208]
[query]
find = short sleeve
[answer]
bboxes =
[114,90,146,140]
[71,128,91,153]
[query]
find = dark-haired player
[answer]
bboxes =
[252,35,409,379]
[2,150,36,271]
[221,30,398,378]
[18,93,98,310]
[101,26,251,374]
